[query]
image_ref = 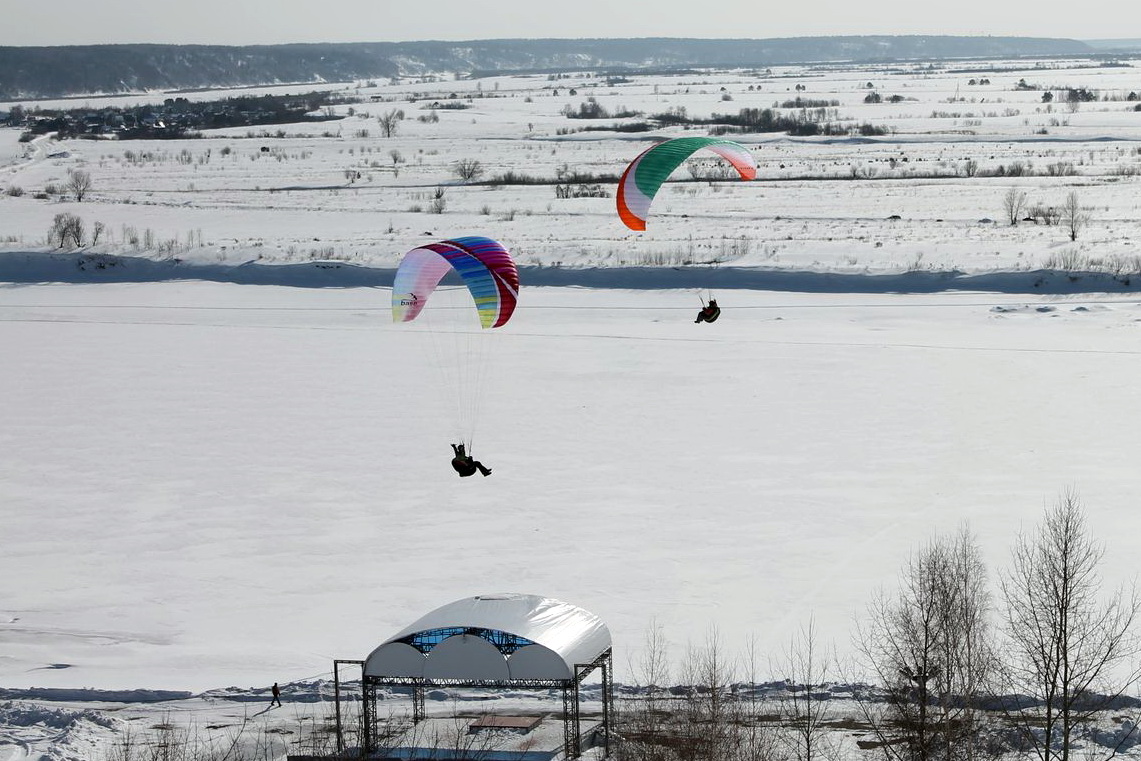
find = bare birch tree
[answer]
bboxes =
[68,169,92,202]
[620,621,674,761]
[777,617,839,761]
[855,527,994,761]
[620,627,776,761]
[1003,187,1027,225]
[998,491,1141,761]
[1062,191,1090,241]
[676,627,737,761]
[377,109,401,138]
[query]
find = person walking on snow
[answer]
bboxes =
[270,682,282,707]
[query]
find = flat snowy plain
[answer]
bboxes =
[3,55,1141,759]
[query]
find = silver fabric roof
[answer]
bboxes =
[364,593,611,681]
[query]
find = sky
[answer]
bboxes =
[1,0,1136,47]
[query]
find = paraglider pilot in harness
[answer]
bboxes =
[451,443,492,477]
[695,298,721,324]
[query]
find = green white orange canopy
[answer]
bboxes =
[616,137,757,231]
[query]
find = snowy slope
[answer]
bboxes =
[3,60,1141,761]
[3,273,1141,695]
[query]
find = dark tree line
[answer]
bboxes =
[16,91,345,141]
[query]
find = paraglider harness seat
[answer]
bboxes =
[451,443,492,477]
[695,299,721,323]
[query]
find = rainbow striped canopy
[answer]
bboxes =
[392,237,519,329]
[616,137,757,231]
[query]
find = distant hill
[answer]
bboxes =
[0,36,1097,101]
[1082,38,1141,51]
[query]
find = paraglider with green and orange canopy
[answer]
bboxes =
[616,137,758,231]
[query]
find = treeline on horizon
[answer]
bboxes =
[0,35,1101,101]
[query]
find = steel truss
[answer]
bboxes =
[345,648,612,759]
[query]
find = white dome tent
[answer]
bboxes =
[335,593,614,759]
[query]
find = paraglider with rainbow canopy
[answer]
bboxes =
[392,236,519,476]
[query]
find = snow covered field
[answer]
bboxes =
[4,55,1141,759]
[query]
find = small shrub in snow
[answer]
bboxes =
[555,183,609,198]
[1045,161,1077,176]
[453,158,484,183]
[429,187,447,214]
[488,170,541,185]
[1043,248,1088,270]
[121,225,139,248]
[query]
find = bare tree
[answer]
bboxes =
[49,212,85,248]
[453,158,485,183]
[619,627,776,761]
[677,628,736,761]
[1003,187,1027,225]
[620,622,677,761]
[855,527,994,761]
[931,528,996,761]
[1028,203,1061,226]
[68,169,92,202]
[678,628,776,761]
[998,491,1141,761]
[776,617,839,761]
[1062,191,1090,241]
[377,109,402,138]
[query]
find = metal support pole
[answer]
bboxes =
[571,670,583,759]
[333,660,365,756]
[334,660,344,755]
[413,679,426,723]
[602,652,613,757]
[563,685,574,760]
[362,679,376,756]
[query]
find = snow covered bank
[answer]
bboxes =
[3,250,1141,295]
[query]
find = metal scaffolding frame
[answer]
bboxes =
[333,659,365,756]
[336,648,612,759]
